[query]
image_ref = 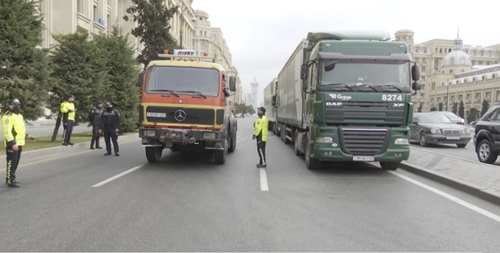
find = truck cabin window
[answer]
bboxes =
[320,61,410,88]
[146,66,220,96]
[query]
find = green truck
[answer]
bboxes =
[269,31,421,170]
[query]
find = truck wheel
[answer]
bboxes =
[380,162,399,170]
[145,147,162,163]
[215,140,228,164]
[305,133,321,170]
[228,127,237,153]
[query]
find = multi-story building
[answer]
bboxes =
[395,29,500,118]
[192,10,243,107]
[35,0,242,105]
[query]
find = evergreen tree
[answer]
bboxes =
[94,26,140,133]
[417,104,422,112]
[481,99,490,117]
[430,107,437,111]
[438,102,443,111]
[458,101,465,118]
[451,102,458,115]
[123,0,179,68]
[467,108,479,124]
[48,33,109,142]
[0,0,51,120]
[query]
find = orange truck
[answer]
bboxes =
[137,49,238,164]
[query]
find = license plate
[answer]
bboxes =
[353,156,375,162]
[446,136,460,140]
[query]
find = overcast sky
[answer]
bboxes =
[192,0,499,105]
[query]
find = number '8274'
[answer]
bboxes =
[382,94,403,101]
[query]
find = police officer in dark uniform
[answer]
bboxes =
[89,101,103,149]
[98,102,121,156]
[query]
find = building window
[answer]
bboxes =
[93,4,98,22]
[496,91,500,101]
[486,92,491,101]
[449,70,453,74]
[77,0,83,13]
[107,14,111,31]
[201,42,206,51]
[434,60,439,70]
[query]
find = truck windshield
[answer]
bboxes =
[320,62,410,89]
[145,66,220,96]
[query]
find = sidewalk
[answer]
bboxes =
[400,147,500,205]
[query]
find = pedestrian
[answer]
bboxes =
[60,94,76,146]
[253,106,268,168]
[99,102,121,156]
[2,99,27,188]
[89,101,103,149]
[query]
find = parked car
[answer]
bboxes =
[473,105,500,164]
[410,113,472,148]
[430,111,465,125]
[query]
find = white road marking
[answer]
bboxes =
[260,167,269,192]
[92,165,144,188]
[389,171,500,223]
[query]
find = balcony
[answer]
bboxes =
[77,13,91,32]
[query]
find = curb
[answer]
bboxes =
[399,161,500,206]
[0,133,139,160]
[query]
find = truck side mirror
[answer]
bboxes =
[229,76,236,91]
[412,64,420,81]
[412,81,421,91]
[324,60,337,72]
[271,95,277,107]
[300,64,308,80]
[137,71,145,87]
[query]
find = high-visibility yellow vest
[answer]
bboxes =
[60,101,76,121]
[2,111,26,147]
[254,115,268,142]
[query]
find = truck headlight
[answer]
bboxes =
[203,132,217,139]
[430,128,438,134]
[394,138,409,145]
[316,137,333,143]
[145,130,156,137]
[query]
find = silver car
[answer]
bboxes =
[430,111,465,125]
[410,113,471,148]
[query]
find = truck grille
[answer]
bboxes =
[339,128,389,155]
[146,106,215,125]
[443,129,461,136]
[325,101,405,125]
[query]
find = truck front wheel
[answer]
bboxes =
[228,126,237,153]
[145,147,163,163]
[380,162,399,170]
[215,140,228,164]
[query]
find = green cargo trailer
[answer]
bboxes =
[271,31,422,170]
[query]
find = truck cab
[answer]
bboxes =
[137,49,238,164]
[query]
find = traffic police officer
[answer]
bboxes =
[89,101,103,149]
[2,99,27,188]
[99,102,121,156]
[253,107,268,168]
[60,94,76,146]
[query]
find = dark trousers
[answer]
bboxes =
[257,141,267,165]
[5,146,22,183]
[91,127,101,148]
[62,120,74,144]
[104,128,119,154]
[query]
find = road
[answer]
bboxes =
[1,117,500,252]
[410,133,500,166]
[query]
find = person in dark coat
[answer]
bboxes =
[98,102,121,156]
[89,101,103,149]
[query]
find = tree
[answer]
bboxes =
[124,0,179,68]
[438,102,443,111]
[451,102,458,115]
[430,107,437,111]
[0,0,51,120]
[94,26,141,133]
[467,108,479,124]
[481,99,490,117]
[458,101,465,118]
[48,33,109,142]
[417,104,422,112]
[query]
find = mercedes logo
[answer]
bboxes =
[174,110,187,122]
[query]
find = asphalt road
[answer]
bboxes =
[410,133,500,166]
[1,117,500,252]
